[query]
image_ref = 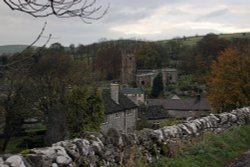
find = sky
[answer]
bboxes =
[0,0,250,47]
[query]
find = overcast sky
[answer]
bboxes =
[1,0,250,46]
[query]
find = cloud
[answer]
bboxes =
[103,8,153,24]
[196,8,230,21]
[1,0,250,46]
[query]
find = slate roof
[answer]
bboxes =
[121,87,144,94]
[147,98,212,111]
[138,105,169,120]
[102,89,138,114]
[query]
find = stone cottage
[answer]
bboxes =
[101,83,138,134]
[147,95,212,119]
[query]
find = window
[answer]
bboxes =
[126,110,133,116]
[115,113,120,118]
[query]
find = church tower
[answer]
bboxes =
[121,51,136,84]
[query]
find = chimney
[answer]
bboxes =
[111,83,119,104]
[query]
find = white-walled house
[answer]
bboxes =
[101,83,138,134]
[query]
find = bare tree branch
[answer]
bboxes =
[3,0,109,22]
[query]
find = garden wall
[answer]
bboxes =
[1,107,250,167]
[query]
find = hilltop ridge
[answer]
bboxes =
[1,32,250,55]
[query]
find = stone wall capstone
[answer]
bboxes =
[1,107,250,167]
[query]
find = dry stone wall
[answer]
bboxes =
[1,107,250,167]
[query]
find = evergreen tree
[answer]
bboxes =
[151,73,163,98]
[65,86,104,138]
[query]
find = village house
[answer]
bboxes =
[120,87,145,105]
[147,95,212,119]
[138,96,211,128]
[101,83,138,134]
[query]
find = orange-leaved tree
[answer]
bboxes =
[208,45,250,113]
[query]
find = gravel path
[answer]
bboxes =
[226,150,250,167]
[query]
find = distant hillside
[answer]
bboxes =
[1,32,250,56]
[158,32,250,46]
[0,45,29,55]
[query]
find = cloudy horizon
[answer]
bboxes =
[1,0,250,47]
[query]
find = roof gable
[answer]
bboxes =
[102,89,137,114]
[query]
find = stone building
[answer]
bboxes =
[161,68,178,84]
[136,72,156,87]
[136,68,178,88]
[147,95,212,119]
[121,51,136,84]
[121,87,145,105]
[101,83,138,134]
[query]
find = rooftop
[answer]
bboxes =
[139,105,169,120]
[121,87,144,94]
[102,89,137,114]
[147,98,212,111]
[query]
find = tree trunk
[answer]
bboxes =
[1,135,11,153]
[44,103,66,146]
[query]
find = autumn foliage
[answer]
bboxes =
[208,45,250,112]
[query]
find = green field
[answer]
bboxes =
[158,32,250,46]
[0,45,30,55]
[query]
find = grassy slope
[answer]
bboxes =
[0,45,29,55]
[135,124,250,167]
[158,32,250,46]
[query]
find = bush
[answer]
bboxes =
[136,119,153,130]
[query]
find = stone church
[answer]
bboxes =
[121,51,136,84]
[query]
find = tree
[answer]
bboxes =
[167,38,183,60]
[178,34,230,82]
[30,46,75,145]
[151,73,163,98]
[0,78,34,152]
[136,43,165,69]
[0,24,52,152]
[0,48,41,152]
[207,46,250,113]
[0,40,98,149]
[65,86,104,138]
[94,45,121,80]
[194,33,230,82]
[30,43,95,145]
[3,0,109,23]
[197,33,229,60]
